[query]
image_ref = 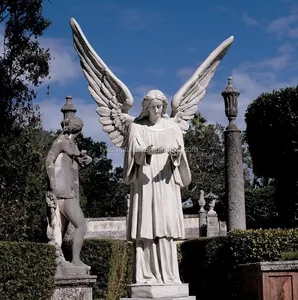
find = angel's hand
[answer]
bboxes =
[145,145,166,155]
[168,145,182,156]
[145,145,154,155]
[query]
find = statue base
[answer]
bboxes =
[51,264,96,300]
[121,283,195,299]
[56,262,91,277]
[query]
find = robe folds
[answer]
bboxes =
[124,117,192,242]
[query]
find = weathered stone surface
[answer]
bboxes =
[127,283,191,298]
[240,260,298,272]
[224,123,246,231]
[56,264,91,277]
[67,215,224,240]
[52,275,97,300]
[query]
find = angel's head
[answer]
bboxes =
[138,90,169,120]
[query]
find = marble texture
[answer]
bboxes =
[70,16,234,292]
[128,284,190,298]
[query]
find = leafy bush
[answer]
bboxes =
[0,128,55,242]
[245,186,278,229]
[0,242,56,300]
[179,229,298,300]
[63,239,133,300]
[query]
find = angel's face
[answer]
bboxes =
[148,99,163,118]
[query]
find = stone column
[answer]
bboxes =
[221,77,246,231]
[198,190,206,237]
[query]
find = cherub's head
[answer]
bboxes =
[62,116,84,137]
[138,90,169,120]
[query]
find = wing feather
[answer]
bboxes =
[171,36,234,133]
[70,18,135,148]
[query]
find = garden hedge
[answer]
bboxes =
[0,242,56,300]
[4,230,296,300]
[179,229,298,300]
[63,239,133,300]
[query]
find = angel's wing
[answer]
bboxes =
[171,36,234,133]
[70,18,135,148]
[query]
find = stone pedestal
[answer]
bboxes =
[51,265,97,300]
[239,260,298,300]
[121,283,195,300]
[206,213,219,237]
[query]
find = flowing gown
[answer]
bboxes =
[123,117,191,284]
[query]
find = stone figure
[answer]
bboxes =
[45,115,92,270]
[70,17,233,285]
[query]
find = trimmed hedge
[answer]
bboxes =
[63,239,133,300]
[179,229,298,300]
[0,242,56,300]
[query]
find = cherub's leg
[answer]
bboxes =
[59,198,88,267]
[60,213,69,239]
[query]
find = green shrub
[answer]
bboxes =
[280,251,298,261]
[0,242,56,300]
[179,229,298,300]
[245,186,278,229]
[63,239,133,300]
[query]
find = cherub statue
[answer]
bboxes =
[70,18,233,285]
[45,116,92,271]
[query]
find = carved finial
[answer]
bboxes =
[221,76,240,122]
[198,190,206,213]
[228,76,233,87]
[61,95,77,121]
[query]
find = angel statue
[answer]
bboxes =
[70,18,233,285]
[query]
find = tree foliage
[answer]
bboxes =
[245,86,298,180]
[245,86,298,227]
[182,113,225,213]
[0,128,56,241]
[245,186,278,229]
[0,0,51,132]
[0,0,52,241]
[77,135,129,217]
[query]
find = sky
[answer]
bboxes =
[31,0,298,166]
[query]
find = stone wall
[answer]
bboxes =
[83,215,226,240]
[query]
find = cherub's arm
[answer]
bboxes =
[75,149,92,167]
[45,139,63,191]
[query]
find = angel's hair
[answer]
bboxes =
[137,90,170,120]
[62,116,84,134]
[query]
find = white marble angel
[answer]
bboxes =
[70,18,233,285]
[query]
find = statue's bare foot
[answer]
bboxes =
[71,259,91,269]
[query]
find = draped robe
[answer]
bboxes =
[123,117,191,284]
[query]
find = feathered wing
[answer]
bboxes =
[171,36,234,133]
[70,18,135,148]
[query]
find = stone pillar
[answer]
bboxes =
[198,190,207,237]
[221,77,246,231]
